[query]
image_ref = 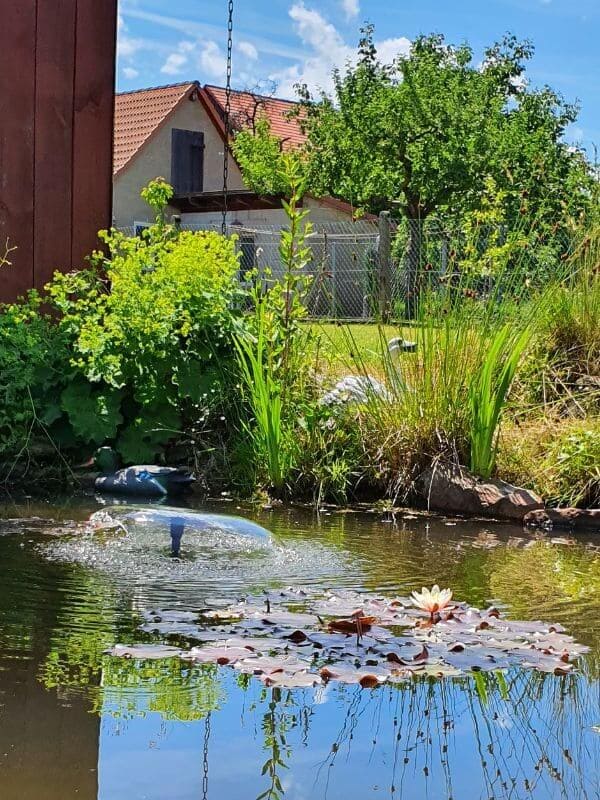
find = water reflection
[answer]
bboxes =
[95,666,599,800]
[0,499,598,799]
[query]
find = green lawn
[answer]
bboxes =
[310,322,417,375]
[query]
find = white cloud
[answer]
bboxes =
[159,35,232,82]
[160,40,195,75]
[123,66,140,79]
[199,40,228,80]
[376,36,412,65]
[118,34,144,60]
[271,3,410,98]
[340,0,359,19]
[161,52,188,75]
[238,40,259,60]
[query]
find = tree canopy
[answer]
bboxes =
[234,29,594,226]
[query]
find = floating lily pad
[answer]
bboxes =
[108,644,183,660]
[108,587,590,688]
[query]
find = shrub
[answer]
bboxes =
[0,180,243,470]
[48,223,242,462]
[0,294,71,467]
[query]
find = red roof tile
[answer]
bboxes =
[203,85,306,149]
[113,82,306,176]
[113,82,197,175]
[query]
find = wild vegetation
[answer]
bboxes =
[0,28,598,510]
[0,169,597,508]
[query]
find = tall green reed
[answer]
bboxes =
[232,297,291,491]
[319,218,560,488]
[232,154,314,493]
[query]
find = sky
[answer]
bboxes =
[117,0,600,152]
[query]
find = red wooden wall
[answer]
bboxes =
[0,0,117,302]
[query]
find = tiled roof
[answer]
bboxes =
[203,85,306,149]
[113,82,197,175]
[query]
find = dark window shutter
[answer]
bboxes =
[171,129,204,195]
[240,234,256,273]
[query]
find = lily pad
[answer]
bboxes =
[107,586,590,689]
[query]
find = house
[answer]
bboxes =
[113,81,357,232]
[113,81,378,319]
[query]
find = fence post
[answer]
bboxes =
[330,240,337,318]
[378,211,392,321]
[404,218,421,319]
[440,234,449,277]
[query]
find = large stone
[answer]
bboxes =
[417,463,544,521]
[523,508,600,532]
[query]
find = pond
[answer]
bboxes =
[0,497,598,800]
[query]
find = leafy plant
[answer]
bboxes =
[233,299,292,491]
[46,187,242,463]
[232,154,315,493]
[469,323,533,478]
[0,292,72,472]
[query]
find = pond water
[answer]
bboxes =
[0,496,598,800]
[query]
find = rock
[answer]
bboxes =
[523,508,600,532]
[320,375,390,406]
[417,463,544,521]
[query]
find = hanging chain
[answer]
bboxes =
[221,0,234,235]
[202,711,211,800]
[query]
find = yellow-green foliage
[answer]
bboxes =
[50,229,240,392]
[45,226,242,462]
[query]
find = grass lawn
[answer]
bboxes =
[310,322,418,376]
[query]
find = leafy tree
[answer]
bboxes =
[236,29,595,315]
[233,118,292,196]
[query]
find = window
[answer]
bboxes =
[171,129,204,196]
[134,220,151,238]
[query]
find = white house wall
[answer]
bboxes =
[113,96,245,230]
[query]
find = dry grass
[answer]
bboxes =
[498,416,600,507]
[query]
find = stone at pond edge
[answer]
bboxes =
[417,464,543,521]
[524,508,600,532]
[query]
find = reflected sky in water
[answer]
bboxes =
[0,497,598,799]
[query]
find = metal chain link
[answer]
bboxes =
[202,711,211,800]
[221,0,234,235]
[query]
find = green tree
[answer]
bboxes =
[236,29,594,316]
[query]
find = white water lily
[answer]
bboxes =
[410,585,453,618]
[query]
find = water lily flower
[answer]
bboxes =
[411,585,453,620]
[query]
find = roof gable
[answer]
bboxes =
[113,82,197,175]
[113,82,307,177]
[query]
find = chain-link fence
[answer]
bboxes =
[121,216,574,321]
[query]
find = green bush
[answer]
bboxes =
[0,294,71,462]
[47,223,242,462]
[0,181,243,469]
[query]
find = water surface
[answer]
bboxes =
[0,497,598,800]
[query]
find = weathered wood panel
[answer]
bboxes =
[34,0,77,290]
[71,0,118,267]
[0,0,117,302]
[0,1,37,299]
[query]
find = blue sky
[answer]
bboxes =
[117,0,600,151]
